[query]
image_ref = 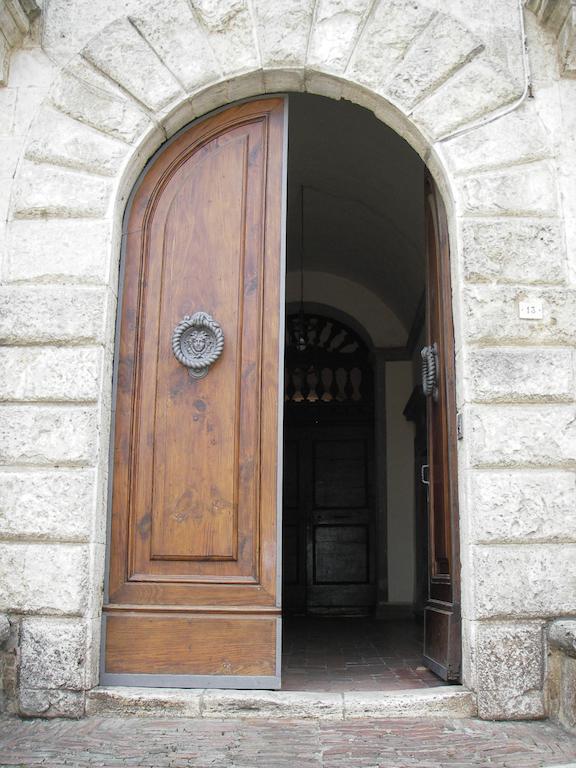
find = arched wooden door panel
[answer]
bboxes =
[102,98,287,688]
[422,172,461,681]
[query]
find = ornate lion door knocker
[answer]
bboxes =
[171,311,224,379]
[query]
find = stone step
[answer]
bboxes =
[87,685,477,720]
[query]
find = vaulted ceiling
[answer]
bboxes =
[286,94,425,345]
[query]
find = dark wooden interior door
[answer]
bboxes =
[102,98,286,688]
[422,172,461,681]
[282,314,376,616]
[283,424,375,615]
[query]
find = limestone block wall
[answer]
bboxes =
[0,0,575,720]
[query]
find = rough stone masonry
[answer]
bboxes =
[0,0,575,722]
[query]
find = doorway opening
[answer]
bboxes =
[280,94,457,691]
[102,93,459,691]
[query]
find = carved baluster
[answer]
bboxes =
[292,368,304,402]
[344,368,354,401]
[307,367,319,402]
[335,367,347,401]
[321,368,333,402]
[350,367,362,401]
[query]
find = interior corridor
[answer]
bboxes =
[282,618,445,691]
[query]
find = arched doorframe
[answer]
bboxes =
[100,85,463,687]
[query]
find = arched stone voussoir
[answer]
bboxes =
[383,12,484,111]
[411,55,522,141]
[252,0,314,70]
[128,0,221,94]
[190,0,259,75]
[25,105,129,178]
[49,61,153,145]
[58,0,525,153]
[81,17,185,113]
[441,102,554,175]
[307,0,373,74]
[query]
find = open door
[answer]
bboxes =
[102,98,286,688]
[422,172,461,682]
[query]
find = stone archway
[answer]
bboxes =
[4,0,567,720]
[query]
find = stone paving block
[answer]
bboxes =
[20,618,86,690]
[0,406,98,465]
[468,404,576,468]
[82,18,183,113]
[308,0,370,73]
[6,219,112,284]
[347,0,434,91]
[460,218,565,284]
[0,346,101,402]
[18,688,85,718]
[12,160,111,219]
[463,286,576,345]
[0,286,108,344]
[25,105,128,176]
[1,714,576,766]
[87,686,203,718]
[14,160,111,218]
[466,348,574,403]
[385,13,482,109]
[343,687,476,719]
[253,0,314,68]
[473,543,576,618]
[191,0,259,75]
[130,0,219,93]
[445,106,552,173]
[202,689,344,719]
[412,57,520,138]
[468,470,576,543]
[50,66,150,144]
[0,542,88,615]
[474,621,545,720]
[459,161,557,217]
[0,468,95,542]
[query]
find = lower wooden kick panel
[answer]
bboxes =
[102,613,279,688]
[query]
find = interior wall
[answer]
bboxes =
[385,361,416,605]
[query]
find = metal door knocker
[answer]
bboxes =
[421,343,439,402]
[171,311,224,379]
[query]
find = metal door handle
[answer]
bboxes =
[421,464,429,486]
[421,343,439,401]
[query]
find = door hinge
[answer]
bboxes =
[457,411,464,440]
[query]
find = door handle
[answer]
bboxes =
[421,343,439,401]
[421,464,429,486]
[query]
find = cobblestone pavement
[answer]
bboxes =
[1,716,576,767]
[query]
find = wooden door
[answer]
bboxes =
[283,425,376,615]
[422,172,461,681]
[282,313,376,615]
[102,98,286,688]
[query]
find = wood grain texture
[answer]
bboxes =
[422,172,461,682]
[105,614,277,675]
[104,98,286,682]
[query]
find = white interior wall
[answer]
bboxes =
[385,361,416,604]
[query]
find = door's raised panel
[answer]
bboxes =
[150,136,250,563]
[106,613,277,676]
[313,525,369,584]
[129,124,267,581]
[313,439,367,509]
